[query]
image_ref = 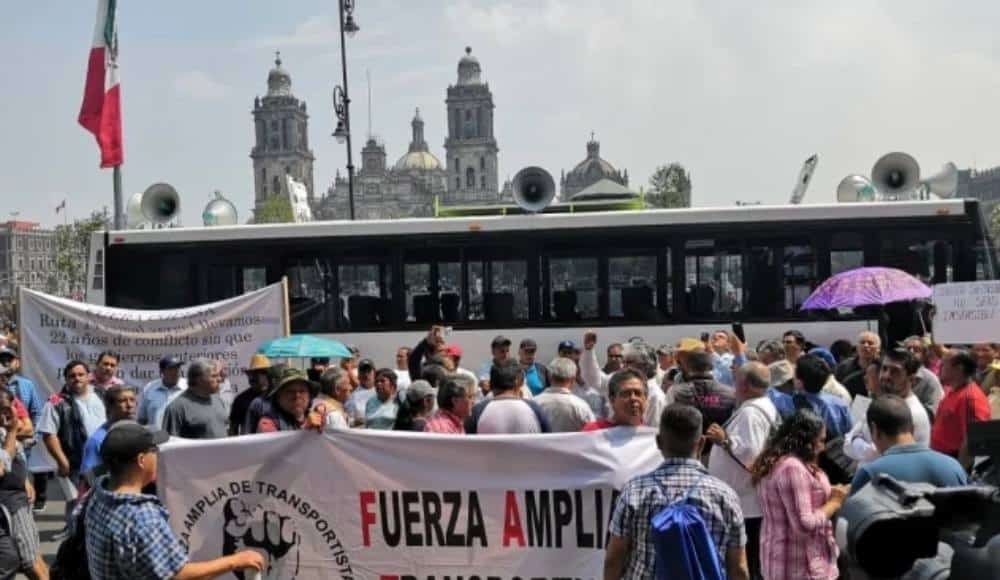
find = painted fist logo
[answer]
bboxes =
[223,498,301,580]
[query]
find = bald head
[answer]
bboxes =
[735,362,770,402]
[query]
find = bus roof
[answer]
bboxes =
[106,199,975,245]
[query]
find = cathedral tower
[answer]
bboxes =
[251,53,315,216]
[444,47,499,203]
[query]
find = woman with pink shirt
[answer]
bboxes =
[752,410,849,580]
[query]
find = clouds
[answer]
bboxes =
[173,70,229,100]
[5,0,1000,228]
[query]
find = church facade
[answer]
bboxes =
[250,48,630,221]
[251,54,316,219]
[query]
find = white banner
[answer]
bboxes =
[160,429,662,579]
[18,281,289,398]
[932,281,1000,344]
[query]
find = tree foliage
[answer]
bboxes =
[255,195,294,224]
[55,209,109,299]
[990,204,1000,248]
[646,163,692,208]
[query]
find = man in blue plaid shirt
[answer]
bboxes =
[604,404,750,580]
[84,421,264,579]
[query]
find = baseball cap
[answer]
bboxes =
[491,335,512,348]
[406,379,438,404]
[246,354,271,372]
[558,340,577,353]
[100,420,169,466]
[519,338,537,351]
[676,338,705,353]
[358,358,376,373]
[444,344,463,359]
[808,348,837,371]
[159,356,183,371]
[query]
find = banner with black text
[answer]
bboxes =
[18,282,288,397]
[159,429,662,580]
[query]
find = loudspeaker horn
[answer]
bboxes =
[202,191,238,226]
[511,166,556,213]
[872,152,920,199]
[837,174,877,203]
[141,182,180,224]
[125,192,147,229]
[921,161,959,198]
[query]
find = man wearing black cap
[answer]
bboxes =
[345,359,377,427]
[84,421,264,579]
[137,356,187,430]
[477,335,513,397]
[518,338,550,397]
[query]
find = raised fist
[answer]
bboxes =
[223,497,300,580]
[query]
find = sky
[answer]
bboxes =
[4,0,1000,228]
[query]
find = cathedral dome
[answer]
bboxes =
[267,53,292,97]
[394,108,443,170]
[457,46,482,86]
[567,139,620,182]
[394,150,443,171]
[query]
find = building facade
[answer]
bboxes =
[957,166,1000,216]
[560,137,629,200]
[317,47,501,219]
[443,47,499,205]
[0,221,59,300]
[318,110,448,219]
[251,54,316,219]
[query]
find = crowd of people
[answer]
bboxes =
[0,324,994,579]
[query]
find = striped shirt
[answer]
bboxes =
[758,456,838,580]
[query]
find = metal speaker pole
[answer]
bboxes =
[872,152,920,200]
[140,182,181,224]
[511,167,556,213]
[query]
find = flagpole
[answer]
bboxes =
[113,166,123,230]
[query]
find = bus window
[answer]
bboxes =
[831,233,864,275]
[339,262,393,329]
[469,259,528,323]
[547,257,599,321]
[287,259,335,333]
[609,254,659,320]
[405,261,462,324]
[684,240,742,318]
[881,233,954,284]
[405,263,431,323]
[784,244,817,312]
[242,267,267,292]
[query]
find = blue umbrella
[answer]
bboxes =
[257,335,353,359]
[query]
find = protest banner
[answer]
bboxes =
[931,280,1000,344]
[18,281,289,398]
[159,429,662,579]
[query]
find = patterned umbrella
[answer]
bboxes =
[257,335,353,358]
[801,267,931,310]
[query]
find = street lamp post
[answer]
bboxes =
[333,0,360,220]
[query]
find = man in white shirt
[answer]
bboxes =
[345,359,377,427]
[136,356,187,430]
[580,332,665,427]
[394,347,412,391]
[534,358,595,432]
[706,362,780,580]
[844,348,932,464]
[468,360,550,434]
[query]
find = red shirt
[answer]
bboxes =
[581,418,616,431]
[931,382,991,456]
[423,409,465,434]
[12,398,27,420]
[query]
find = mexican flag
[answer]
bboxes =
[78,0,123,168]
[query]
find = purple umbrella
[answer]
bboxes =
[801,267,931,310]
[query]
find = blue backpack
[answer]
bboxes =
[650,474,726,580]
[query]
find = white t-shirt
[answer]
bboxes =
[474,399,545,434]
[37,389,107,440]
[345,387,376,425]
[844,392,932,465]
[395,369,412,392]
[534,388,596,432]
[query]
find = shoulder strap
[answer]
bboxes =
[679,472,707,504]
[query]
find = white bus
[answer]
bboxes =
[86,200,995,366]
